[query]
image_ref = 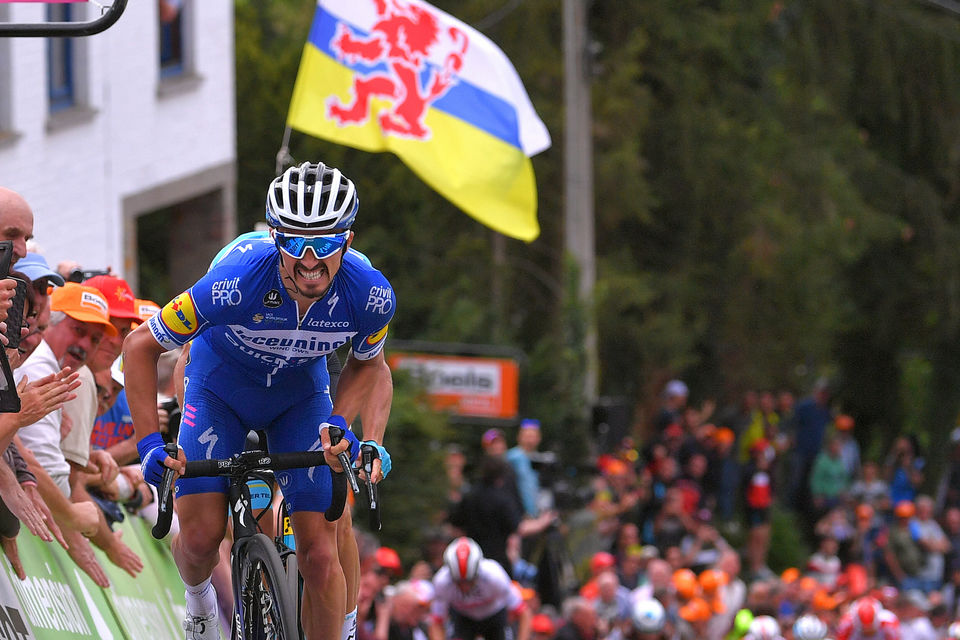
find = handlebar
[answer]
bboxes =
[361,444,382,531]
[150,438,350,539]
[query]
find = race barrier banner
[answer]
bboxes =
[0,516,194,640]
[387,352,519,419]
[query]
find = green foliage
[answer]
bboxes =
[354,369,451,566]
[766,506,810,573]
[232,0,960,494]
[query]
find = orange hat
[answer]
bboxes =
[51,284,118,337]
[811,589,839,611]
[894,500,915,519]
[672,569,700,600]
[835,414,855,431]
[590,552,616,574]
[531,614,556,635]
[799,576,819,592]
[714,427,735,445]
[374,547,402,576]
[604,459,629,476]
[83,274,140,320]
[750,438,770,453]
[856,503,874,521]
[781,567,800,584]
[520,587,537,602]
[678,597,712,623]
[698,568,728,594]
[135,298,161,322]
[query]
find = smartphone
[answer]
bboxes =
[3,278,27,350]
[0,241,13,277]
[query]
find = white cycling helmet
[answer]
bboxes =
[631,598,666,633]
[443,537,483,582]
[793,614,828,640]
[266,161,359,231]
[948,621,960,639]
[748,615,781,640]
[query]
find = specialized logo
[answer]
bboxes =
[198,426,218,460]
[365,285,393,315]
[211,276,242,306]
[327,0,470,140]
[160,292,198,335]
[326,292,340,316]
[366,324,389,345]
[263,289,283,309]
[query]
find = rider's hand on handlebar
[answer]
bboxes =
[137,433,186,487]
[319,415,359,472]
[360,441,391,483]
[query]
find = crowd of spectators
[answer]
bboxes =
[0,187,175,590]
[356,379,960,640]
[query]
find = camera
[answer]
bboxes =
[159,397,182,444]
[66,268,110,284]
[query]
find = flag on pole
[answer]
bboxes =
[286,0,551,242]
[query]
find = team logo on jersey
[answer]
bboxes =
[161,292,198,335]
[263,289,283,309]
[365,285,393,315]
[252,313,264,324]
[211,277,242,306]
[366,325,389,346]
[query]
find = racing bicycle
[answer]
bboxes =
[150,426,381,639]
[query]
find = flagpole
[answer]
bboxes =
[563,0,598,406]
[276,126,294,174]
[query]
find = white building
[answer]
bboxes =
[0,0,235,301]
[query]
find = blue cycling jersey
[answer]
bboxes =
[148,235,395,386]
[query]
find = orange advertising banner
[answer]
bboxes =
[388,352,519,419]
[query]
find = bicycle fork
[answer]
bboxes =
[228,477,259,640]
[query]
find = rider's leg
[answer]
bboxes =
[172,492,228,615]
[292,510,345,640]
[338,506,360,640]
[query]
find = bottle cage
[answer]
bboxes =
[0,0,128,38]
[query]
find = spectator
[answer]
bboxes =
[448,455,522,576]
[809,435,850,514]
[507,418,544,517]
[654,380,689,435]
[807,535,842,588]
[834,414,861,480]
[591,570,630,634]
[374,580,432,640]
[554,597,597,640]
[790,378,832,511]
[913,495,949,592]
[743,438,775,579]
[885,500,924,590]
[848,460,890,514]
[886,436,924,506]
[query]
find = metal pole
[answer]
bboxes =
[563,0,597,404]
[0,0,128,37]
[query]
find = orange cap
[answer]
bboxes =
[135,299,161,322]
[799,576,819,592]
[894,500,915,519]
[374,547,402,575]
[678,597,712,622]
[856,503,874,521]
[50,283,118,336]
[673,569,700,600]
[84,275,140,320]
[835,414,855,431]
[781,567,800,584]
[699,568,728,593]
[714,427,735,445]
[811,589,838,611]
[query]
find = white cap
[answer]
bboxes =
[665,379,688,398]
[111,355,125,387]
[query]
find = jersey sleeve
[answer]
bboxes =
[351,274,396,361]
[146,266,238,350]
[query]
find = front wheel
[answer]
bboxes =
[237,533,299,640]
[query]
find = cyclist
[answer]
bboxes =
[793,614,829,640]
[835,597,900,640]
[124,161,395,640]
[429,537,532,640]
[625,598,669,640]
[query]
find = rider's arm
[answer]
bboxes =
[123,325,167,442]
[332,350,392,444]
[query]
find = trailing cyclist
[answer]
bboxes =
[124,161,396,640]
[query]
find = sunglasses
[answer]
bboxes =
[272,229,350,260]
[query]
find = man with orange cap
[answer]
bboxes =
[884,500,924,590]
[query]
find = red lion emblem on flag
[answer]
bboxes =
[327,0,469,140]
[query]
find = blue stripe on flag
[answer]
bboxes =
[308,6,521,149]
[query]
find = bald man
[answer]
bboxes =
[0,188,35,335]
